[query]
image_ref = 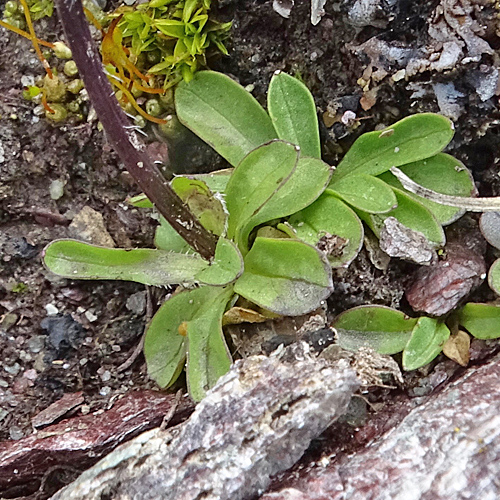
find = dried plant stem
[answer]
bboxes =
[54,0,217,260]
[391,167,500,212]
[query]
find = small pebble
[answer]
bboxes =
[23,369,38,381]
[99,386,111,396]
[126,291,147,315]
[45,304,59,316]
[28,335,46,353]
[84,310,98,322]
[4,363,21,376]
[9,426,24,440]
[49,179,65,200]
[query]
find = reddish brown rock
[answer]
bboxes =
[406,242,486,316]
[0,390,193,499]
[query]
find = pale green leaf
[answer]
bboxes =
[328,174,397,213]
[195,238,243,286]
[288,192,364,267]
[267,71,321,158]
[186,286,234,401]
[233,237,333,316]
[127,193,153,208]
[175,71,277,166]
[144,286,215,388]
[333,305,417,354]
[186,168,233,194]
[379,153,475,225]
[457,302,500,339]
[43,239,208,286]
[171,176,226,236]
[155,216,193,253]
[403,317,450,370]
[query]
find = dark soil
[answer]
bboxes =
[1,0,500,497]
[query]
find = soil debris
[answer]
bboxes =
[68,206,116,247]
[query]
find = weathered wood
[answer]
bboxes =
[50,343,359,500]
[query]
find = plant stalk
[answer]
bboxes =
[54,0,217,260]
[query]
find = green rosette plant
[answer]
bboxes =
[44,70,477,399]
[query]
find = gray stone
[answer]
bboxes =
[260,352,500,500]
[50,343,359,500]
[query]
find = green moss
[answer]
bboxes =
[117,0,231,88]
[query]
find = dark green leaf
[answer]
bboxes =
[229,148,332,251]
[333,305,417,354]
[332,113,454,181]
[225,141,299,249]
[175,71,277,166]
[233,237,333,315]
[402,317,450,370]
[267,71,321,158]
[361,187,445,246]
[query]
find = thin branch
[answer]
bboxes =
[54,0,217,259]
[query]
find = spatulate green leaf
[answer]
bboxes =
[379,153,475,225]
[332,305,418,355]
[332,113,454,181]
[186,286,234,401]
[361,187,445,246]
[225,140,299,248]
[236,155,332,251]
[43,239,208,286]
[143,288,206,388]
[328,174,397,213]
[457,302,500,339]
[144,286,219,388]
[288,192,364,267]
[234,237,333,316]
[194,238,243,286]
[402,317,450,371]
[175,71,277,167]
[267,71,321,158]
